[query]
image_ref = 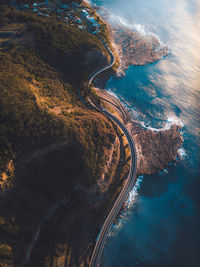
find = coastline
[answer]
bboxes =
[0,2,184,267]
[91,3,169,75]
[94,85,183,176]
[88,4,183,176]
[91,1,200,266]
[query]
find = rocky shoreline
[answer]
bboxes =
[94,5,169,75]
[0,2,183,267]
[90,3,183,176]
[111,26,169,75]
[95,88,183,176]
[129,122,183,175]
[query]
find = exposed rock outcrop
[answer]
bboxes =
[95,6,169,74]
[95,90,183,176]
[129,122,183,175]
[111,26,169,74]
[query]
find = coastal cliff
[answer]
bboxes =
[0,1,182,267]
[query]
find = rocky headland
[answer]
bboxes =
[94,6,169,74]
[111,26,169,74]
[95,88,183,176]
[129,122,183,175]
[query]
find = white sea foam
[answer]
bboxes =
[140,115,184,132]
[106,88,183,131]
[110,15,166,48]
[125,175,144,209]
[128,108,140,119]
[178,147,187,158]
[107,88,120,100]
[109,175,144,235]
[167,116,184,127]
[106,89,139,118]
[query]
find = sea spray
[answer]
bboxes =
[107,86,184,131]
[126,175,144,209]
[109,175,144,235]
[109,14,168,49]
[178,147,187,158]
[107,87,140,118]
[140,115,184,132]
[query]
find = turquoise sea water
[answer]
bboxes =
[91,0,200,266]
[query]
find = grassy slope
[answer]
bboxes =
[0,6,122,266]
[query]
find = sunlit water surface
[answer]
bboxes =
[90,0,200,266]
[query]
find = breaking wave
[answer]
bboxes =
[178,147,187,158]
[125,175,144,209]
[109,175,144,234]
[109,14,167,48]
[107,89,121,100]
[140,115,184,132]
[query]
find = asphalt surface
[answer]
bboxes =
[88,42,137,267]
[88,39,115,86]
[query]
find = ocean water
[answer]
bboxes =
[91,0,200,266]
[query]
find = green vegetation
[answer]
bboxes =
[0,4,125,267]
[0,43,114,181]
[0,6,113,178]
[0,7,108,77]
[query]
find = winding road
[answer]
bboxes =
[88,40,137,267]
[88,39,115,86]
